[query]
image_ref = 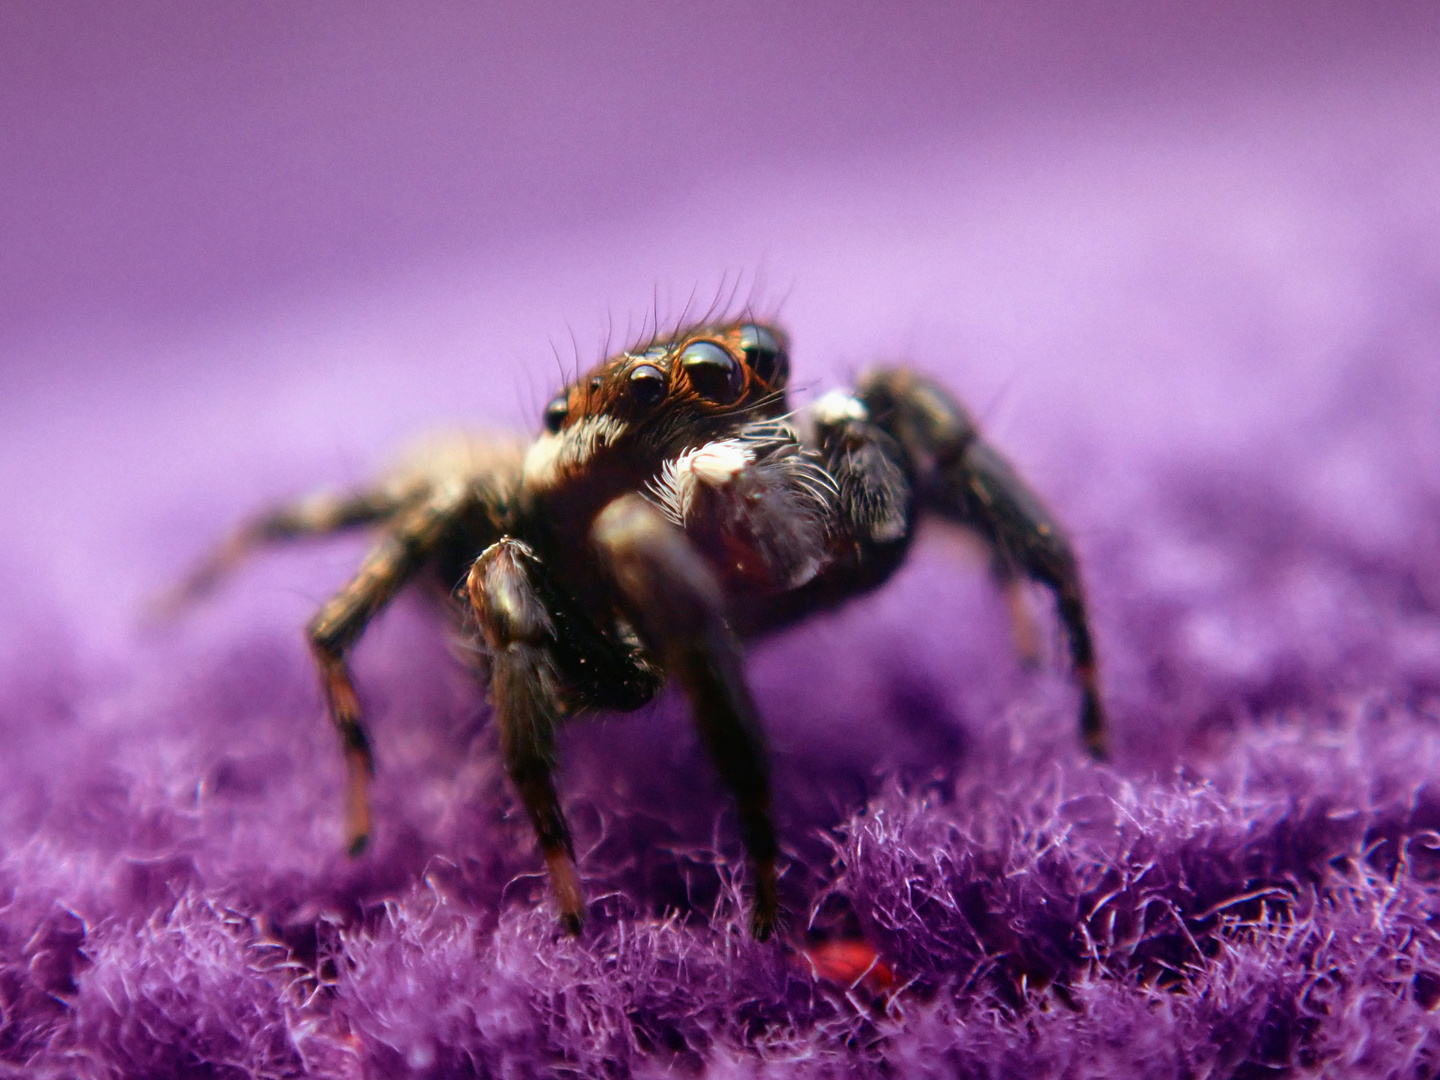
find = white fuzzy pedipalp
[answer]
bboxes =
[522,414,629,490]
[647,439,756,525]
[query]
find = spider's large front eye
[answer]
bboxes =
[628,363,666,407]
[738,323,789,386]
[544,396,568,433]
[679,341,744,404]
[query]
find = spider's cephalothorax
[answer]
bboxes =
[179,320,1106,939]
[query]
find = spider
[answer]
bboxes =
[178,320,1106,940]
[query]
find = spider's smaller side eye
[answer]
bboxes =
[544,396,569,433]
[679,341,744,404]
[628,363,666,407]
[738,323,788,386]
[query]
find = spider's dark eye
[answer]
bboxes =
[679,341,744,404]
[628,363,666,407]
[738,323,788,386]
[544,396,568,433]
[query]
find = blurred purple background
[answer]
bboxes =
[3,2,1440,1075]
[2,0,1435,628]
[2,0,1435,589]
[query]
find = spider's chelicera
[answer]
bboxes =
[180,320,1106,939]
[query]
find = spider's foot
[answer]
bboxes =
[546,850,585,934]
[751,911,776,942]
[343,749,373,856]
[749,859,779,942]
[1079,667,1108,761]
[1083,725,1109,763]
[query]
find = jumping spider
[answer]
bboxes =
[180,320,1105,939]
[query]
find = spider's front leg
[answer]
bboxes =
[160,487,405,615]
[307,483,478,853]
[466,539,584,932]
[857,369,1109,759]
[592,495,780,940]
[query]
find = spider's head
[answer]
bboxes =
[522,321,790,492]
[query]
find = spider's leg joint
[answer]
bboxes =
[468,539,583,931]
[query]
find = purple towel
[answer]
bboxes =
[2,4,1439,1075]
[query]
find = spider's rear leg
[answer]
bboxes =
[466,539,583,932]
[857,369,1108,759]
[307,484,477,853]
[592,495,779,940]
[161,487,404,614]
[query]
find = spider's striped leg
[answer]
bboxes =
[592,494,779,940]
[467,539,584,932]
[307,484,478,853]
[857,368,1108,759]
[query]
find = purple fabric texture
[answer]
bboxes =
[4,4,1440,1076]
